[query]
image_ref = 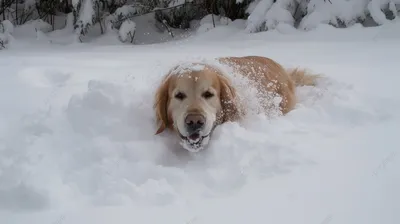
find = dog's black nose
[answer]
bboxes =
[185,114,205,133]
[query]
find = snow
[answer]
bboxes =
[0,20,14,48]
[114,5,140,17]
[10,19,52,40]
[199,14,232,26]
[1,20,14,34]
[72,0,80,7]
[264,1,295,30]
[77,0,95,28]
[245,0,400,31]
[368,0,390,25]
[118,19,136,43]
[1,17,400,224]
[168,0,194,7]
[196,14,233,34]
[245,0,274,32]
[300,0,370,30]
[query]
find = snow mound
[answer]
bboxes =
[12,19,52,40]
[1,20,14,34]
[119,20,136,43]
[196,14,233,34]
[264,1,295,30]
[299,0,370,30]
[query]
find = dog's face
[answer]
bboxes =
[154,65,239,152]
[168,70,222,151]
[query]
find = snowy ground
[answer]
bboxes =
[1,21,400,224]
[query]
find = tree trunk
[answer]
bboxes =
[15,0,18,25]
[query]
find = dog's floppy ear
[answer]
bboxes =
[218,75,241,123]
[154,75,171,135]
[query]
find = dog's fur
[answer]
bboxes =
[154,56,319,152]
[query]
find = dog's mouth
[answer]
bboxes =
[178,131,210,152]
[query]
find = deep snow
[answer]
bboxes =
[1,20,400,224]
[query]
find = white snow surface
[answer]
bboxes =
[1,20,400,224]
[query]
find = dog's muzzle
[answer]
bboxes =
[184,113,205,135]
[178,119,217,153]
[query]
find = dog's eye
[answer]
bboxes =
[175,92,186,100]
[202,91,214,99]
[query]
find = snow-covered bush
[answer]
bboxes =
[34,0,61,28]
[0,0,399,45]
[118,19,136,43]
[27,19,53,33]
[368,0,400,25]
[299,0,370,30]
[155,0,206,29]
[245,0,275,33]
[264,0,297,30]
[196,14,232,33]
[6,19,52,40]
[200,14,232,26]
[245,0,307,32]
[0,20,14,34]
[106,3,148,29]
[0,20,14,49]
[74,0,95,37]
[245,0,400,32]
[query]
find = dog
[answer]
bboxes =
[153,56,319,152]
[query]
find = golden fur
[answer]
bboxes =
[153,56,319,150]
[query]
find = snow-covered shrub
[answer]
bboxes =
[245,0,399,32]
[368,0,400,25]
[167,0,193,7]
[118,19,136,43]
[0,20,14,49]
[0,0,398,44]
[74,0,95,36]
[245,0,304,32]
[0,33,8,49]
[104,0,130,13]
[19,0,38,25]
[196,14,232,33]
[34,0,62,28]
[264,0,297,30]
[0,0,39,26]
[0,20,14,35]
[196,23,214,33]
[388,1,399,19]
[299,0,370,30]
[26,19,53,33]
[101,12,113,33]
[107,3,148,29]
[7,19,52,40]
[73,0,113,40]
[115,5,141,16]
[199,14,232,26]
[245,0,275,33]
[155,0,206,29]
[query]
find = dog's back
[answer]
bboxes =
[217,56,318,114]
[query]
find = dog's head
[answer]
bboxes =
[154,64,240,152]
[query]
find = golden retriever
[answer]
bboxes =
[154,56,319,152]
